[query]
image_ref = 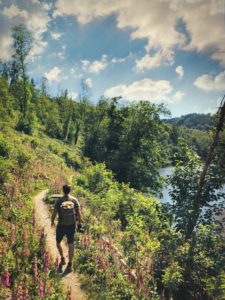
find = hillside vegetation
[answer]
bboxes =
[0,24,225,300]
[165,113,214,131]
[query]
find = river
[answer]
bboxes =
[159,166,225,204]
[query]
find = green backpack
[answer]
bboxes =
[59,196,76,226]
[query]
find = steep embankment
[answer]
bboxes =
[34,190,87,300]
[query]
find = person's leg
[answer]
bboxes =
[68,243,74,264]
[65,225,75,272]
[56,242,64,259]
[56,226,66,266]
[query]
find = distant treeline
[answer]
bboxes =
[164,113,215,131]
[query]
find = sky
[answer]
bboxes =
[0,0,225,117]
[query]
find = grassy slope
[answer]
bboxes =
[0,126,82,299]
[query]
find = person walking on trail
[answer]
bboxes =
[51,184,82,273]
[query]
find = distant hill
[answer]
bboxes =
[164,113,215,131]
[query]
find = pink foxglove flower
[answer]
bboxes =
[17,285,23,300]
[10,226,15,248]
[43,251,51,272]
[33,257,38,283]
[24,288,29,300]
[39,278,44,297]
[3,269,10,287]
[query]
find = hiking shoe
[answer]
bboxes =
[64,262,72,273]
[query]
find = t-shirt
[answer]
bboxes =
[54,194,80,225]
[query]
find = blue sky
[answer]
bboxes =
[0,0,225,117]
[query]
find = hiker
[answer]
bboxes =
[51,184,82,272]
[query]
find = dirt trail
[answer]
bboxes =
[34,190,87,300]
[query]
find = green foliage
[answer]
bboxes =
[0,137,11,158]
[168,139,224,238]
[84,99,169,193]
[162,262,184,292]
[165,113,214,131]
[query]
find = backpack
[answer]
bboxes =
[59,195,76,226]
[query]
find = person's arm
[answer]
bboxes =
[51,209,57,227]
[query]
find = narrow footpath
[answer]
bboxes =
[34,190,87,300]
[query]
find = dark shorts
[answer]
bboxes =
[56,224,76,244]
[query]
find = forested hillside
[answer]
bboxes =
[165,113,214,131]
[0,24,225,300]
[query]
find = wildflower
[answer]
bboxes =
[17,285,23,300]
[10,226,15,248]
[39,278,44,297]
[43,251,51,272]
[103,259,108,269]
[103,243,108,253]
[24,288,29,300]
[3,269,10,287]
[33,257,38,283]
[23,229,28,245]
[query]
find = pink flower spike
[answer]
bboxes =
[24,288,29,300]
[39,279,44,297]
[44,251,51,272]
[10,227,15,248]
[17,285,23,300]
[33,257,38,283]
[3,269,10,287]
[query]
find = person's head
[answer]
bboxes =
[63,184,71,195]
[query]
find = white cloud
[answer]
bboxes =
[172,91,185,103]
[89,60,107,73]
[0,2,50,60]
[3,4,28,19]
[112,57,126,63]
[194,71,225,92]
[42,3,52,11]
[54,0,225,66]
[58,52,65,60]
[50,32,62,40]
[85,77,93,89]
[44,67,62,81]
[81,60,90,68]
[175,65,184,80]
[104,78,184,104]
[68,91,79,100]
[135,50,174,71]
[81,55,107,74]
[70,68,76,75]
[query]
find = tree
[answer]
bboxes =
[169,140,224,239]
[11,24,32,116]
[111,101,170,193]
